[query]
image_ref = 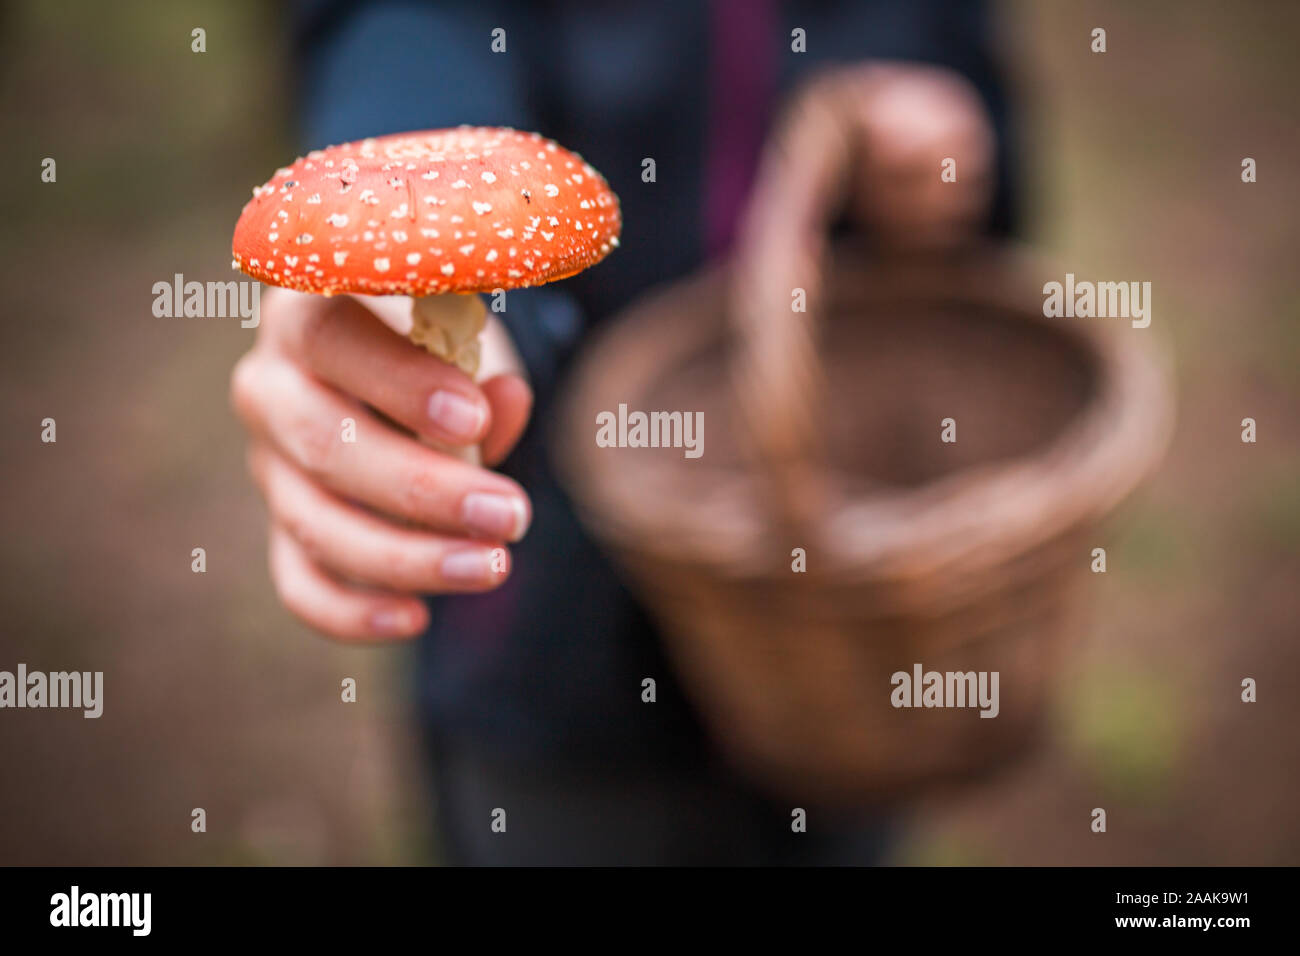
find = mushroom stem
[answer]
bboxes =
[409,292,487,378]
[408,293,488,465]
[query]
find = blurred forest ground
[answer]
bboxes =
[0,1,1296,864]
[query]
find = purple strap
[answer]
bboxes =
[704,0,779,258]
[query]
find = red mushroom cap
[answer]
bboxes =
[232,127,621,296]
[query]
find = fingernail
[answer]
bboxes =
[440,549,494,584]
[371,608,417,635]
[461,492,529,541]
[427,390,484,441]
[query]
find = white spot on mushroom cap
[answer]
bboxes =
[374,257,390,272]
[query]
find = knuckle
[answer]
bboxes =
[268,549,306,615]
[376,545,427,589]
[277,583,315,627]
[277,507,322,564]
[396,460,449,519]
[268,487,332,571]
[295,299,331,355]
[244,445,267,490]
[280,409,339,479]
[229,353,262,422]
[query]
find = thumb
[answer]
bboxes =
[479,373,533,466]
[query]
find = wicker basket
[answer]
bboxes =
[554,73,1173,806]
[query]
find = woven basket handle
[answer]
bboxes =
[727,71,865,535]
[729,65,993,536]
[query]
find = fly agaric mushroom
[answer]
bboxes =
[232,126,620,455]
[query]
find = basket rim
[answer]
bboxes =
[554,243,1175,582]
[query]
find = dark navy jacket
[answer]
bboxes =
[293,0,1015,768]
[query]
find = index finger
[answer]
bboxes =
[349,293,415,337]
[273,293,491,447]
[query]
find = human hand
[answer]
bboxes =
[840,62,996,243]
[230,286,533,641]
